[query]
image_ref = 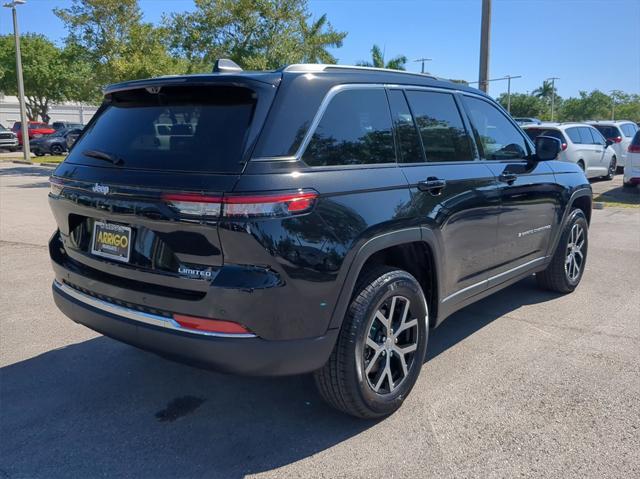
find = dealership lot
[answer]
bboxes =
[0,163,638,478]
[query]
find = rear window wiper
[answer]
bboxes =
[83,149,125,166]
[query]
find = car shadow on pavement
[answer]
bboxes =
[0,276,559,478]
[427,276,561,360]
[0,336,376,478]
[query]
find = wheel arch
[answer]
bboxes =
[328,228,442,331]
[547,188,592,258]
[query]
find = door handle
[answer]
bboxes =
[417,177,447,195]
[498,173,518,184]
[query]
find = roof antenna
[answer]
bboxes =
[213,59,243,73]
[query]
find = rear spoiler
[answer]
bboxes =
[103,72,282,95]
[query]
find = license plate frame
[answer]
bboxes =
[91,221,132,263]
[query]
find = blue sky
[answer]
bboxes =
[1,0,639,98]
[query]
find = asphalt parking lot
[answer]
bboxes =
[0,163,638,478]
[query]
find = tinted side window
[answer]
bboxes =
[578,127,595,144]
[406,91,473,162]
[589,127,605,145]
[566,127,581,143]
[463,96,528,160]
[621,123,638,137]
[303,89,395,167]
[387,89,424,163]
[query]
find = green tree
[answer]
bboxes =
[610,91,640,123]
[357,44,407,70]
[300,13,345,63]
[55,0,185,98]
[557,90,612,122]
[532,80,557,100]
[497,93,548,118]
[0,34,91,122]
[164,0,346,71]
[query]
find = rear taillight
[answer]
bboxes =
[162,194,223,217]
[163,190,318,218]
[608,136,623,143]
[629,144,640,153]
[561,143,567,151]
[173,314,251,335]
[49,177,64,196]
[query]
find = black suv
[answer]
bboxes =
[49,62,592,418]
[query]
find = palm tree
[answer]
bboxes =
[300,14,347,64]
[357,44,407,70]
[532,80,557,100]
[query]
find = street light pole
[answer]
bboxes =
[4,0,30,162]
[609,90,616,120]
[468,75,521,113]
[504,75,522,113]
[414,57,432,74]
[547,77,559,122]
[478,0,491,93]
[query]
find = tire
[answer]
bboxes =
[50,144,64,155]
[623,181,635,188]
[577,160,586,173]
[536,209,588,293]
[314,266,429,418]
[34,150,45,157]
[605,156,616,180]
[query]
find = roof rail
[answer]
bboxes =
[282,63,438,80]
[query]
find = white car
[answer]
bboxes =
[587,120,639,169]
[623,130,640,187]
[523,123,617,180]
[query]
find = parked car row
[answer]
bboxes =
[521,120,638,180]
[0,121,86,154]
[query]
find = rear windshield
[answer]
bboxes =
[592,125,620,139]
[524,128,565,143]
[66,85,257,173]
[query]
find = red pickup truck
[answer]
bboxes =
[12,121,55,145]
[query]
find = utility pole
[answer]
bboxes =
[505,75,522,113]
[546,77,559,121]
[468,75,521,112]
[4,0,30,162]
[478,0,491,93]
[414,57,432,74]
[609,90,616,120]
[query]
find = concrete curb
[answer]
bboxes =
[0,158,58,167]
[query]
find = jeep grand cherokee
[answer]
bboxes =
[49,61,592,418]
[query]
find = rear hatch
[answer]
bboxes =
[49,74,279,297]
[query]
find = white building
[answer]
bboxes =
[0,93,98,127]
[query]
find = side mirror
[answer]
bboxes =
[534,135,561,161]
[605,138,614,147]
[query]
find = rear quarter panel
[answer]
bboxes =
[222,163,414,338]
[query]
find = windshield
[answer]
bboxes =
[66,85,257,173]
